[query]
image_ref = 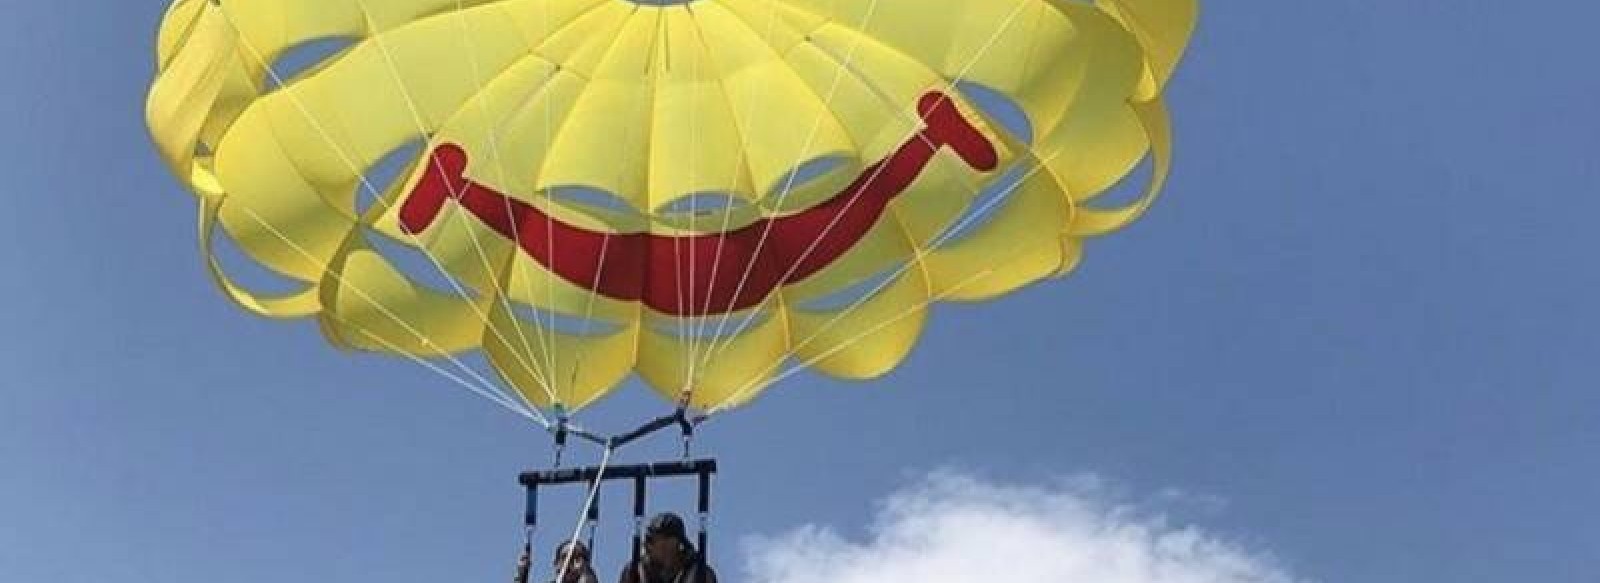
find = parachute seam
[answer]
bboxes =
[691,0,882,375]
[672,1,778,402]
[702,0,1041,412]
[716,94,1184,410]
[579,5,659,405]
[711,145,1082,413]
[453,0,562,407]
[352,0,564,405]
[563,6,664,408]
[728,75,1176,409]
[214,1,551,421]
[232,200,544,422]
[476,0,636,406]
[679,2,763,336]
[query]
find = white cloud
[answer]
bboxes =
[740,472,1304,583]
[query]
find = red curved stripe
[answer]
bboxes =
[399,92,996,316]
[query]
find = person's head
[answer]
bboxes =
[642,512,691,564]
[553,540,591,581]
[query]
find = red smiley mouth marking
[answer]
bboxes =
[399,92,997,317]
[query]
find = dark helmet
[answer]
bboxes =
[644,512,689,547]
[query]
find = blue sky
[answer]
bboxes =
[3,2,1597,582]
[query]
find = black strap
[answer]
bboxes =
[632,474,647,564]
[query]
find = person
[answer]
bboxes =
[618,513,719,583]
[516,539,599,583]
[550,540,601,583]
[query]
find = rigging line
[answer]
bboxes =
[452,0,563,405]
[213,4,557,401]
[707,140,1088,414]
[558,11,662,409]
[543,1,651,405]
[575,231,613,347]
[333,311,541,421]
[696,0,1035,371]
[467,0,640,413]
[651,8,697,395]
[510,5,660,411]
[211,4,550,423]
[669,3,719,395]
[233,202,548,425]
[665,1,777,402]
[696,0,1032,367]
[350,0,563,402]
[712,259,1000,414]
[555,445,614,583]
[696,0,887,362]
[437,0,633,405]
[684,0,782,348]
[230,200,537,419]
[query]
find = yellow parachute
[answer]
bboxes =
[147,0,1196,417]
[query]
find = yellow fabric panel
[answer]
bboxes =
[1065,98,1172,237]
[780,41,921,163]
[939,0,1045,91]
[367,58,553,294]
[714,0,825,46]
[637,310,790,410]
[499,0,614,53]
[198,197,323,318]
[464,69,594,210]
[156,0,208,70]
[780,0,963,56]
[525,1,638,78]
[537,11,656,208]
[344,10,531,131]
[150,0,263,164]
[492,252,641,408]
[785,213,916,302]
[319,242,488,355]
[1093,0,1200,100]
[255,10,528,195]
[801,19,1017,166]
[502,251,641,340]
[398,204,519,296]
[213,0,359,56]
[1039,106,1148,204]
[805,22,945,122]
[1026,11,1145,201]
[690,2,858,214]
[645,9,754,211]
[774,0,1042,95]
[148,3,236,185]
[786,268,928,380]
[197,52,267,156]
[484,303,639,411]
[217,0,508,55]
[923,167,1069,301]
[212,109,353,281]
[1011,3,1143,143]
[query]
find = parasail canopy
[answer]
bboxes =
[147,0,1197,417]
